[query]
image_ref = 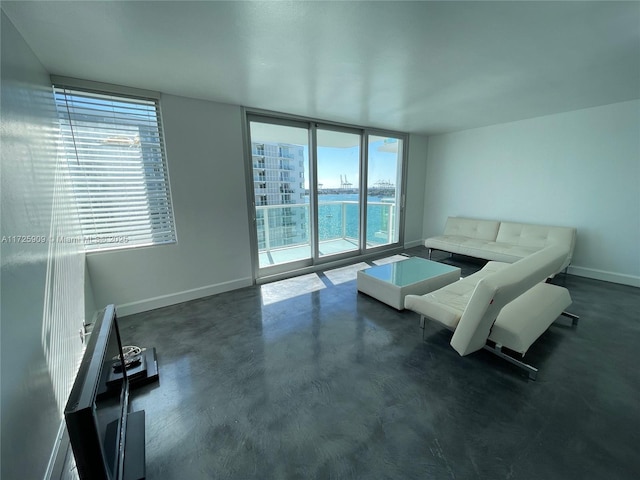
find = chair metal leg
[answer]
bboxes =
[483,344,538,380]
[428,248,432,260]
[420,315,427,340]
[561,311,580,326]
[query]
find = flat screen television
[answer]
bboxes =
[64,305,145,480]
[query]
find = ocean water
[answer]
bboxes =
[310,194,397,244]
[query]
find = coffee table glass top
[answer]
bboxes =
[360,257,459,287]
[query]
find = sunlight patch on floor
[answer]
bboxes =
[372,254,409,266]
[323,262,370,285]
[260,273,326,306]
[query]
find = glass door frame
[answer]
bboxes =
[362,131,406,251]
[242,108,409,283]
[312,123,365,263]
[244,113,315,280]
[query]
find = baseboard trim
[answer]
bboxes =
[403,239,424,249]
[568,266,640,288]
[117,277,253,317]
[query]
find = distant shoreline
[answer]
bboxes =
[304,188,396,197]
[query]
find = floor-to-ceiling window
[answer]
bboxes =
[316,128,361,258]
[365,135,403,247]
[248,119,311,270]
[246,112,407,281]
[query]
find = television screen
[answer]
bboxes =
[65,305,130,480]
[95,310,129,479]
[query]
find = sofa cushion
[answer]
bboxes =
[496,222,576,266]
[404,262,508,329]
[425,237,545,264]
[480,242,542,262]
[442,217,500,241]
[425,217,576,272]
[425,236,498,258]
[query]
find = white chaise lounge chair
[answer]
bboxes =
[404,245,579,379]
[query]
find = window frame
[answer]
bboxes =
[51,76,177,253]
[242,108,409,282]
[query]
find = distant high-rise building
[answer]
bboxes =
[251,142,307,250]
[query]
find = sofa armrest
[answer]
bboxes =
[450,278,497,355]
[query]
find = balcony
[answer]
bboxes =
[256,200,397,267]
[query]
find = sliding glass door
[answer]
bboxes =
[316,128,361,258]
[365,135,403,247]
[249,120,311,270]
[247,113,406,280]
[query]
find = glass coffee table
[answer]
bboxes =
[357,257,461,310]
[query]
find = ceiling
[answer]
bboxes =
[3,1,639,135]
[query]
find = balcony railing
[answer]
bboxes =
[255,200,397,262]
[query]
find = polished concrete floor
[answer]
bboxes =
[121,248,640,480]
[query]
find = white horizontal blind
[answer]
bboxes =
[53,85,176,251]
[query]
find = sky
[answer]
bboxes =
[250,122,402,190]
[314,138,400,189]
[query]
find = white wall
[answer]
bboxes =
[1,11,86,479]
[423,100,640,286]
[87,95,254,316]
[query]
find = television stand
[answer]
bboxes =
[123,410,146,480]
[128,347,159,390]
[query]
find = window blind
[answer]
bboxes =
[53,85,176,252]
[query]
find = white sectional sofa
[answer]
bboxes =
[404,245,579,379]
[425,217,577,273]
